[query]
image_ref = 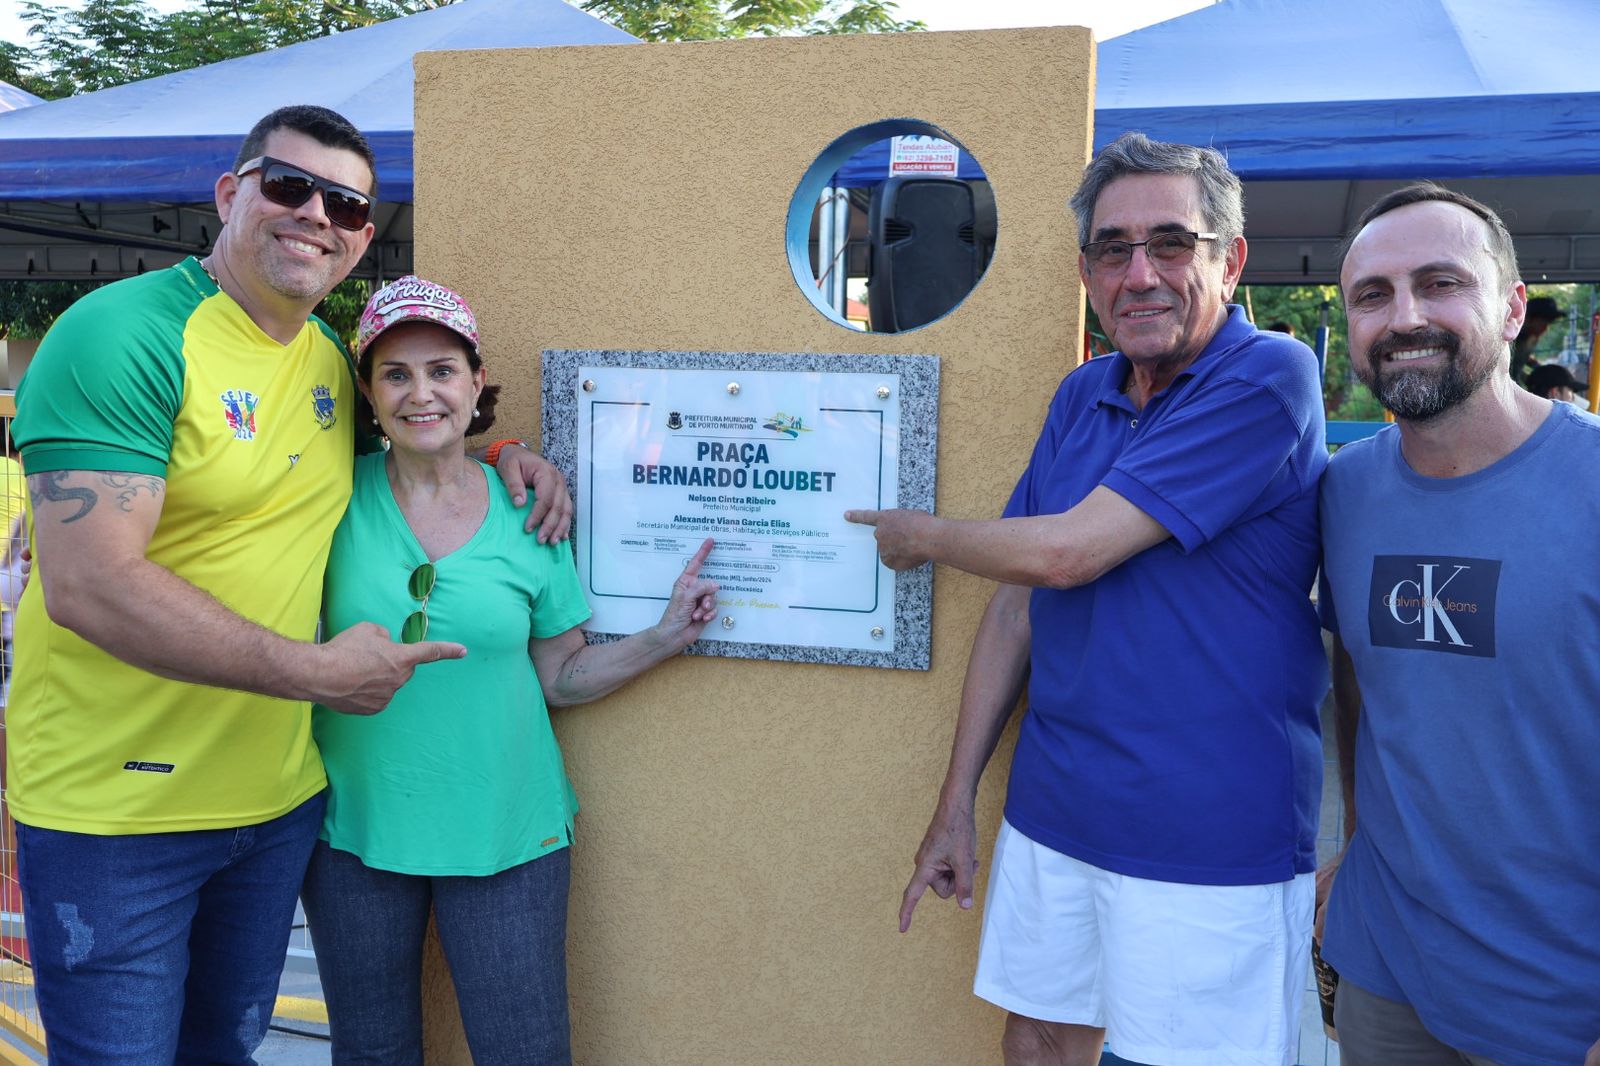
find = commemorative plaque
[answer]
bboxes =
[542,350,938,670]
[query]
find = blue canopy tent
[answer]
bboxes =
[0,80,43,114]
[827,0,1600,284]
[1097,0,1600,181]
[5,0,1598,284]
[1094,0,1600,283]
[0,0,635,279]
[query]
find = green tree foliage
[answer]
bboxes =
[0,0,445,339]
[1249,282,1600,421]
[0,277,369,343]
[1089,284,1382,420]
[0,280,107,339]
[1244,284,1391,420]
[0,0,921,340]
[4,0,926,97]
[578,0,922,41]
[314,278,373,346]
[5,0,456,100]
[0,41,44,96]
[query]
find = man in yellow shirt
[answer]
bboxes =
[10,105,566,1064]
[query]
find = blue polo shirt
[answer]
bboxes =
[1002,305,1328,885]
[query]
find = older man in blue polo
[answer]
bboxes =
[848,132,1328,1066]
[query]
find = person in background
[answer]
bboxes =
[300,276,720,1066]
[1524,361,1586,404]
[1509,294,1565,384]
[1319,181,1600,1066]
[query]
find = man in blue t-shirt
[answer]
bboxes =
[1319,183,1600,1066]
[846,133,1328,1066]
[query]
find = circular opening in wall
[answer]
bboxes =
[787,120,996,333]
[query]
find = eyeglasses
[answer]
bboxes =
[402,562,435,644]
[236,156,373,231]
[1081,231,1218,271]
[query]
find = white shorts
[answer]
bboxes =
[974,819,1313,1066]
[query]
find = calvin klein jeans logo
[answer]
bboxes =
[1368,555,1499,659]
[1385,564,1473,646]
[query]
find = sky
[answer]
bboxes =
[895,0,1211,39]
[0,0,1215,61]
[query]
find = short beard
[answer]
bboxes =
[260,256,339,303]
[1361,328,1494,422]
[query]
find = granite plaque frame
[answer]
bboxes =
[543,349,938,670]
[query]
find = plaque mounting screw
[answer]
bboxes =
[581,379,596,393]
[721,616,736,630]
[876,386,891,400]
[870,626,885,640]
[726,382,741,396]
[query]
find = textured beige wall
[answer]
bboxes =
[413,28,1094,1064]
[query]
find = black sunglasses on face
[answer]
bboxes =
[236,156,373,231]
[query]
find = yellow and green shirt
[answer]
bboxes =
[9,257,359,834]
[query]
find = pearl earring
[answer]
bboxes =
[473,407,480,417]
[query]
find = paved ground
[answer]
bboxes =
[258,1022,331,1066]
[259,906,332,1066]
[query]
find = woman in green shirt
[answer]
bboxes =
[301,276,718,1065]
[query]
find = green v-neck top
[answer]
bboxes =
[313,452,591,875]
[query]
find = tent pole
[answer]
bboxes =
[816,187,835,310]
[831,188,848,314]
[1315,300,1330,384]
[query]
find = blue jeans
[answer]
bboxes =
[15,792,325,1065]
[300,841,572,1066]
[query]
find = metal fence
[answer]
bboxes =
[0,393,46,1064]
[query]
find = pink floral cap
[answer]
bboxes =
[356,275,479,359]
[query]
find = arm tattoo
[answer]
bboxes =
[99,473,164,512]
[28,472,98,524]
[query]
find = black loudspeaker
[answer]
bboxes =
[867,177,991,332]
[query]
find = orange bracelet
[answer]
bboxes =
[483,438,528,466]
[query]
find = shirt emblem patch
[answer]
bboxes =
[311,385,337,430]
[1366,554,1500,658]
[220,389,260,441]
